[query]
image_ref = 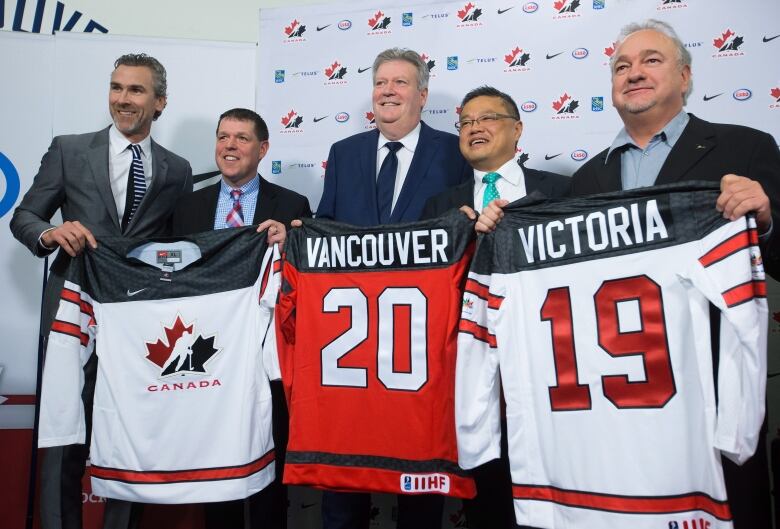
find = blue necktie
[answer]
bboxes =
[122,144,147,230]
[376,141,403,223]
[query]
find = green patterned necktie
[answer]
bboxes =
[482,172,501,209]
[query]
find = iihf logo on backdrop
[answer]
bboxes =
[368,10,391,35]
[280,110,304,134]
[456,3,484,28]
[283,19,307,43]
[504,47,531,73]
[552,0,581,20]
[324,60,348,85]
[712,29,745,58]
[551,93,580,119]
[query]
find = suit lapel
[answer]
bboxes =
[253,177,278,224]
[596,150,622,192]
[391,122,436,223]
[362,130,381,224]
[127,139,169,233]
[86,127,121,230]
[655,115,715,185]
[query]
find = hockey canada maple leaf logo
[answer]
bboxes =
[713,29,744,51]
[770,87,780,102]
[284,19,306,38]
[457,3,482,21]
[325,61,347,79]
[368,10,391,30]
[517,151,530,166]
[504,47,531,67]
[604,42,617,58]
[365,111,375,124]
[552,93,579,113]
[146,315,219,377]
[420,54,436,71]
[553,0,580,13]
[281,110,304,129]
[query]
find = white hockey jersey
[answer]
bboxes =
[457,183,768,529]
[39,227,281,504]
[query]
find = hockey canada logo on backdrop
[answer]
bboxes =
[145,315,220,379]
[367,10,391,34]
[420,53,436,73]
[551,93,580,119]
[712,29,745,58]
[280,110,304,133]
[456,3,484,27]
[517,148,530,166]
[769,87,780,109]
[552,0,581,19]
[603,41,617,66]
[365,111,377,129]
[658,0,688,9]
[324,60,348,85]
[283,19,307,42]
[504,47,531,72]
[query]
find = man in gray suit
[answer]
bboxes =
[10,53,193,529]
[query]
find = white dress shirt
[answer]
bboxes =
[108,125,154,220]
[376,122,421,211]
[472,157,527,209]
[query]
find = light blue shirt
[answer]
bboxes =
[606,110,690,190]
[213,175,261,230]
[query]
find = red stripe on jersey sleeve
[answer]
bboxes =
[259,259,273,301]
[512,484,732,521]
[458,319,497,347]
[465,279,504,310]
[51,321,89,346]
[754,279,767,298]
[698,230,750,268]
[273,258,282,273]
[722,280,764,307]
[91,450,274,484]
[748,227,759,245]
[60,288,94,317]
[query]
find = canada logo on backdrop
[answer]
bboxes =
[365,111,377,129]
[145,315,221,383]
[552,0,581,19]
[770,87,780,109]
[712,29,746,58]
[603,41,617,66]
[503,47,531,73]
[657,0,688,10]
[367,10,391,34]
[283,19,307,42]
[420,53,437,76]
[456,3,484,27]
[551,92,580,119]
[324,60,348,85]
[280,110,304,133]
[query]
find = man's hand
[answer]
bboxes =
[476,199,509,234]
[257,219,286,245]
[717,174,772,232]
[41,221,97,257]
[290,219,303,228]
[459,205,477,220]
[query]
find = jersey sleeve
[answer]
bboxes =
[275,248,299,402]
[690,216,768,464]
[456,268,503,469]
[259,244,283,382]
[39,280,96,447]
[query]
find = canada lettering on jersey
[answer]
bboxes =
[305,229,449,269]
[517,198,670,264]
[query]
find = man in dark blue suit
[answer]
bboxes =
[315,47,471,529]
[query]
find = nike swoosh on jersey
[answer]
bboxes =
[357,67,372,73]
[763,34,780,42]
[313,116,328,123]
[702,93,723,101]
[127,288,147,297]
[316,24,331,31]
[546,52,563,60]
[544,153,563,160]
[497,7,515,14]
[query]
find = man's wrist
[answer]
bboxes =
[38,227,56,251]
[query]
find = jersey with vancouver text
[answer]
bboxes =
[276,211,477,498]
[457,182,767,529]
[39,227,281,504]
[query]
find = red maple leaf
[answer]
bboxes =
[552,93,571,112]
[366,111,375,122]
[146,316,193,368]
[504,47,522,64]
[455,106,462,115]
[325,61,341,77]
[713,29,734,49]
[368,10,384,27]
[771,87,780,101]
[420,53,429,61]
[284,19,299,36]
[281,110,296,126]
[457,3,474,19]
[553,0,566,11]
[604,42,616,57]
[321,160,328,170]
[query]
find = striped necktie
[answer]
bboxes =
[122,144,147,230]
[226,189,245,227]
[482,172,501,209]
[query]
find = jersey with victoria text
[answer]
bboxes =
[276,212,477,498]
[39,227,281,504]
[457,182,768,529]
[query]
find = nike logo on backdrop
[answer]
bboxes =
[497,7,515,14]
[544,153,563,160]
[127,288,147,297]
[702,93,723,101]
[357,66,371,73]
[316,24,331,31]
[546,52,563,60]
[313,116,328,122]
[763,34,780,43]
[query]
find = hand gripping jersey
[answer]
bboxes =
[39,227,281,503]
[457,183,767,529]
[276,211,477,497]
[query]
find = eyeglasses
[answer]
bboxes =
[455,113,520,131]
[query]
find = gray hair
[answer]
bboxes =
[114,53,168,99]
[372,48,429,91]
[610,19,693,104]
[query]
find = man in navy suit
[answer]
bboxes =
[316,47,470,227]
[315,47,470,529]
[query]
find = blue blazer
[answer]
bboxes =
[316,121,471,226]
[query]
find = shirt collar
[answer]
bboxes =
[109,124,152,158]
[377,122,422,153]
[220,174,261,196]
[473,157,525,187]
[605,110,690,163]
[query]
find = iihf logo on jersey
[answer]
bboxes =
[145,314,220,378]
[400,473,450,493]
[668,518,711,529]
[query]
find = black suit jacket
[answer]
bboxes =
[170,176,312,235]
[570,114,780,276]
[421,166,571,218]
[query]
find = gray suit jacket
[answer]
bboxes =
[10,126,193,331]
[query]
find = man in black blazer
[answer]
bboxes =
[568,20,778,529]
[424,86,568,529]
[11,53,192,529]
[171,108,310,529]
